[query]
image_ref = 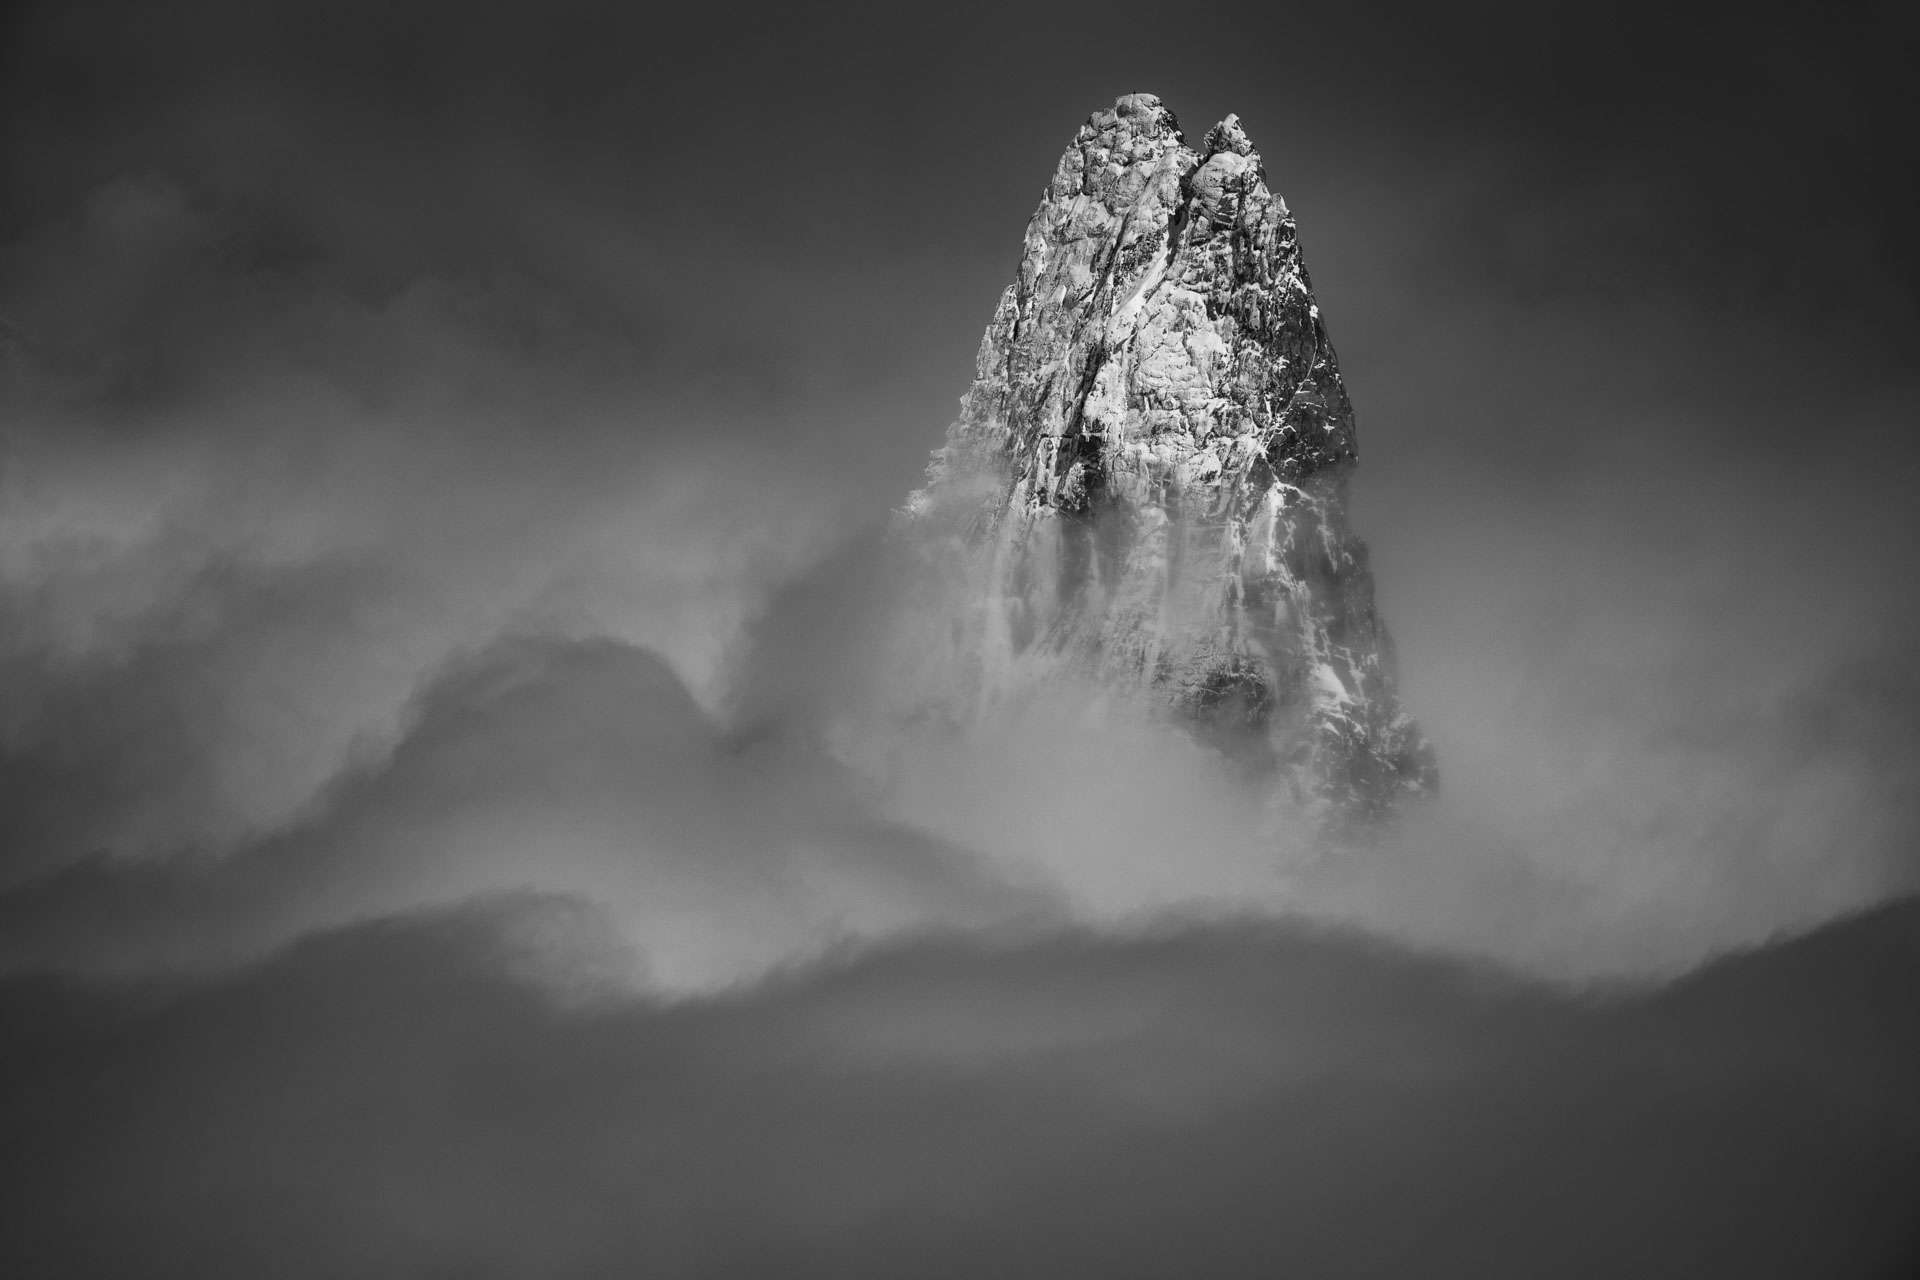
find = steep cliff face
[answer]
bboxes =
[903,93,1434,829]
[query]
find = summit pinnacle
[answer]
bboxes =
[905,93,1436,829]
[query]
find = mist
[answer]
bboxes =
[2,0,1917,1273]
[4,894,1918,1277]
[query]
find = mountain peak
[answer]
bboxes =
[1108,91,1178,130]
[1203,112,1256,158]
[901,95,1435,830]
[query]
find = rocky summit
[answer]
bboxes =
[902,92,1435,830]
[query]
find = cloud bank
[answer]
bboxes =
[3,895,1916,1277]
[2,0,1918,1272]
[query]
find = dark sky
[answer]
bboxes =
[1,1,1917,1272]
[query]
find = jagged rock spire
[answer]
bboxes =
[907,93,1435,829]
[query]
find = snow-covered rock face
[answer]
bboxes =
[905,93,1436,831]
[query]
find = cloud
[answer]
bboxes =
[3,0,1916,982]
[0,635,1053,987]
[0,894,1915,1277]
[0,3,1915,1271]
[0,178,872,883]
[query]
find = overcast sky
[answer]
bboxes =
[1,1,1916,1273]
